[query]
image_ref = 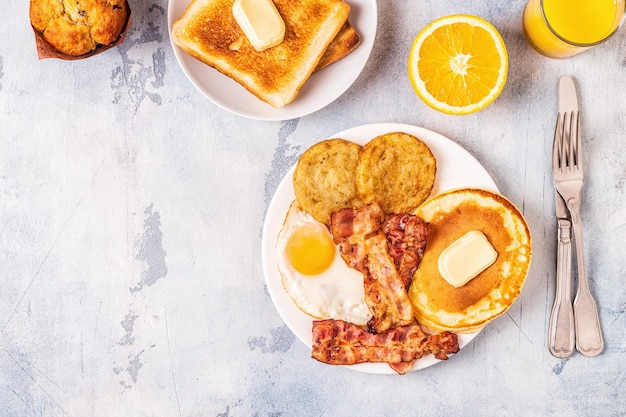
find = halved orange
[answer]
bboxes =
[408,14,508,115]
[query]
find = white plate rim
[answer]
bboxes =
[261,122,500,375]
[167,0,378,121]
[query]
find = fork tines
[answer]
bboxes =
[554,110,582,177]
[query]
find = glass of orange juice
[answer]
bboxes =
[523,0,626,58]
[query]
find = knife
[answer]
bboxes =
[548,192,575,358]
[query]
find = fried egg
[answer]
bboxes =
[276,201,372,325]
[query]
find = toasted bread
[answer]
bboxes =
[315,21,360,72]
[172,0,350,108]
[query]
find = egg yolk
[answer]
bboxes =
[285,225,336,275]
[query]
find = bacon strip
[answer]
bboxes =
[330,203,413,333]
[321,204,454,373]
[388,360,417,375]
[384,213,428,290]
[312,320,459,374]
[329,203,381,273]
[363,230,414,333]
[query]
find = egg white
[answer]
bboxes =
[276,201,372,325]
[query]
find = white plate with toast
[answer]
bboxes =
[167,0,377,120]
[262,123,499,374]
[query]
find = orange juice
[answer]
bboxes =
[523,0,625,58]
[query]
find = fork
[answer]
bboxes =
[552,93,604,357]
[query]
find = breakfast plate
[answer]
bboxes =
[262,122,499,374]
[167,0,377,121]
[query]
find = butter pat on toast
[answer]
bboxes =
[172,0,351,108]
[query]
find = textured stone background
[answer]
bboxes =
[1,0,625,416]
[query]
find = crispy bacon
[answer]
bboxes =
[329,203,382,273]
[363,230,414,333]
[384,213,429,290]
[321,203,455,373]
[388,360,417,375]
[330,203,413,333]
[312,320,459,374]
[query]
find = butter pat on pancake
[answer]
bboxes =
[355,132,436,214]
[438,230,497,288]
[408,188,531,333]
[293,138,362,225]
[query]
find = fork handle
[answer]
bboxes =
[567,197,605,356]
[549,219,575,358]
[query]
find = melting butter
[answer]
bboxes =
[232,0,285,52]
[438,230,497,287]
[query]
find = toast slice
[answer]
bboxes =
[315,21,361,72]
[172,0,350,108]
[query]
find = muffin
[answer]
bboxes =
[30,0,129,56]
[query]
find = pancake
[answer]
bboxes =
[408,188,532,333]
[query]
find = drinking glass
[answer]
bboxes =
[523,0,626,58]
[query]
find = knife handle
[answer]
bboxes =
[548,218,575,358]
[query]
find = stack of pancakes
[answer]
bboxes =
[408,188,532,333]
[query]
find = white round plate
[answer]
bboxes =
[262,123,499,374]
[262,123,498,374]
[167,0,377,121]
